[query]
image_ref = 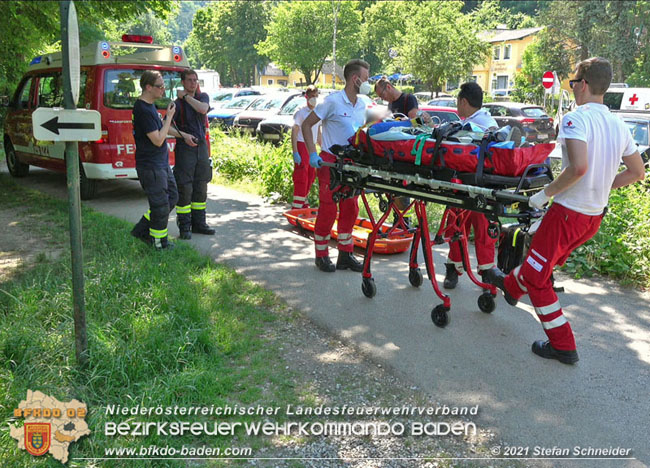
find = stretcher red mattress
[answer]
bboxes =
[352,129,554,177]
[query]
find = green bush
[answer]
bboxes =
[563,178,650,289]
[210,126,299,203]
[253,134,295,201]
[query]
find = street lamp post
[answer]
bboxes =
[332,0,340,88]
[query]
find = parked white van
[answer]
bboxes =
[604,87,650,112]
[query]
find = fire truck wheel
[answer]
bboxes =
[431,305,449,328]
[408,267,423,287]
[361,277,376,298]
[5,141,29,177]
[478,292,496,313]
[79,165,97,200]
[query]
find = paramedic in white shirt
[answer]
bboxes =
[484,57,645,365]
[301,59,370,273]
[290,85,321,209]
[444,82,500,290]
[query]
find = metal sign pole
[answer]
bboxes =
[60,0,88,368]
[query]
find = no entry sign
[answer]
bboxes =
[542,71,554,89]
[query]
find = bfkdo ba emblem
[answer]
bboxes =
[25,422,51,456]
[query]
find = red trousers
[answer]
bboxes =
[448,211,497,272]
[292,141,316,209]
[504,203,603,351]
[314,151,359,258]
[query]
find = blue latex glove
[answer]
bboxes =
[309,151,322,168]
[292,151,301,164]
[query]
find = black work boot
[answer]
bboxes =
[481,267,518,306]
[191,209,216,235]
[153,236,175,251]
[176,212,192,240]
[443,263,459,289]
[336,252,363,272]
[130,216,152,245]
[315,256,336,273]
[531,340,579,365]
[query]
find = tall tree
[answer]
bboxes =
[537,0,648,82]
[256,1,361,85]
[168,1,208,45]
[397,1,490,93]
[0,1,174,95]
[359,1,413,74]
[471,0,537,29]
[189,1,271,86]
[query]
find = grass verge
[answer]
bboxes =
[0,174,300,467]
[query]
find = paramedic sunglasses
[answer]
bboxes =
[152,82,165,89]
[569,78,588,89]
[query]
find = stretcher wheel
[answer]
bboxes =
[431,305,449,328]
[408,268,423,287]
[478,293,496,313]
[379,198,389,212]
[296,223,307,236]
[362,277,376,298]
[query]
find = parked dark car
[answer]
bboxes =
[619,112,650,166]
[256,98,304,144]
[482,102,554,143]
[232,92,301,135]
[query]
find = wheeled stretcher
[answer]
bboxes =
[325,122,555,327]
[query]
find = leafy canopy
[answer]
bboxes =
[397,1,490,92]
[188,1,271,87]
[256,1,361,85]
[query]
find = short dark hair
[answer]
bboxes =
[343,59,369,81]
[180,69,198,81]
[305,84,318,97]
[575,57,612,95]
[140,70,162,90]
[458,81,483,109]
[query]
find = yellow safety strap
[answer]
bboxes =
[176,204,191,214]
[191,202,207,211]
[149,228,168,239]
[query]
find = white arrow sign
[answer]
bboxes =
[33,108,101,141]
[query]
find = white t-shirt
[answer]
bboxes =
[464,108,498,131]
[313,90,367,154]
[293,106,321,143]
[554,103,637,215]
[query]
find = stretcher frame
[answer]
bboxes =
[324,142,552,327]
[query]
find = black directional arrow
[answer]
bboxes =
[41,116,95,135]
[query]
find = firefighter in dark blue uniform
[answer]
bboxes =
[173,69,215,239]
[130,70,196,250]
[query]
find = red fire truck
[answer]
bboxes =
[3,35,206,199]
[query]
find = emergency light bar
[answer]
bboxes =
[122,34,154,44]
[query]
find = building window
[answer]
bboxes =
[496,75,508,90]
[469,75,477,83]
[267,79,274,85]
[278,80,287,87]
[504,44,511,60]
[493,46,500,60]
